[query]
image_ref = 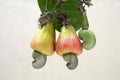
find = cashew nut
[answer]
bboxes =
[32,50,47,69]
[63,53,78,70]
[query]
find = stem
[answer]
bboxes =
[79,0,89,30]
[45,0,48,11]
[38,11,52,28]
[79,0,85,14]
[52,0,63,14]
[52,0,71,25]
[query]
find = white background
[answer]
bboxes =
[0,0,120,80]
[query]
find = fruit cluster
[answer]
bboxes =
[30,0,96,70]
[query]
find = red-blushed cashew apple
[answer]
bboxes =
[56,25,83,56]
[31,23,55,69]
[55,25,83,70]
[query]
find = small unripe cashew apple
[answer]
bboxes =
[78,29,96,50]
[31,23,55,69]
[56,25,83,70]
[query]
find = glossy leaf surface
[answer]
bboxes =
[37,0,83,31]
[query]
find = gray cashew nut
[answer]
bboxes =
[78,29,96,50]
[32,50,47,69]
[63,53,78,70]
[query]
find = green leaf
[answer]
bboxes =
[37,0,83,32]
[37,0,56,13]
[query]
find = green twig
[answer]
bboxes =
[45,0,48,11]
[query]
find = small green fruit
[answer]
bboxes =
[78,29,96,50]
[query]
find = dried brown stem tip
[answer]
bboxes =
[38,11,52,28]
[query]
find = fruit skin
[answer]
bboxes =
[78,29,96,50]
[31,23,55,56]
[56,25,83,56]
